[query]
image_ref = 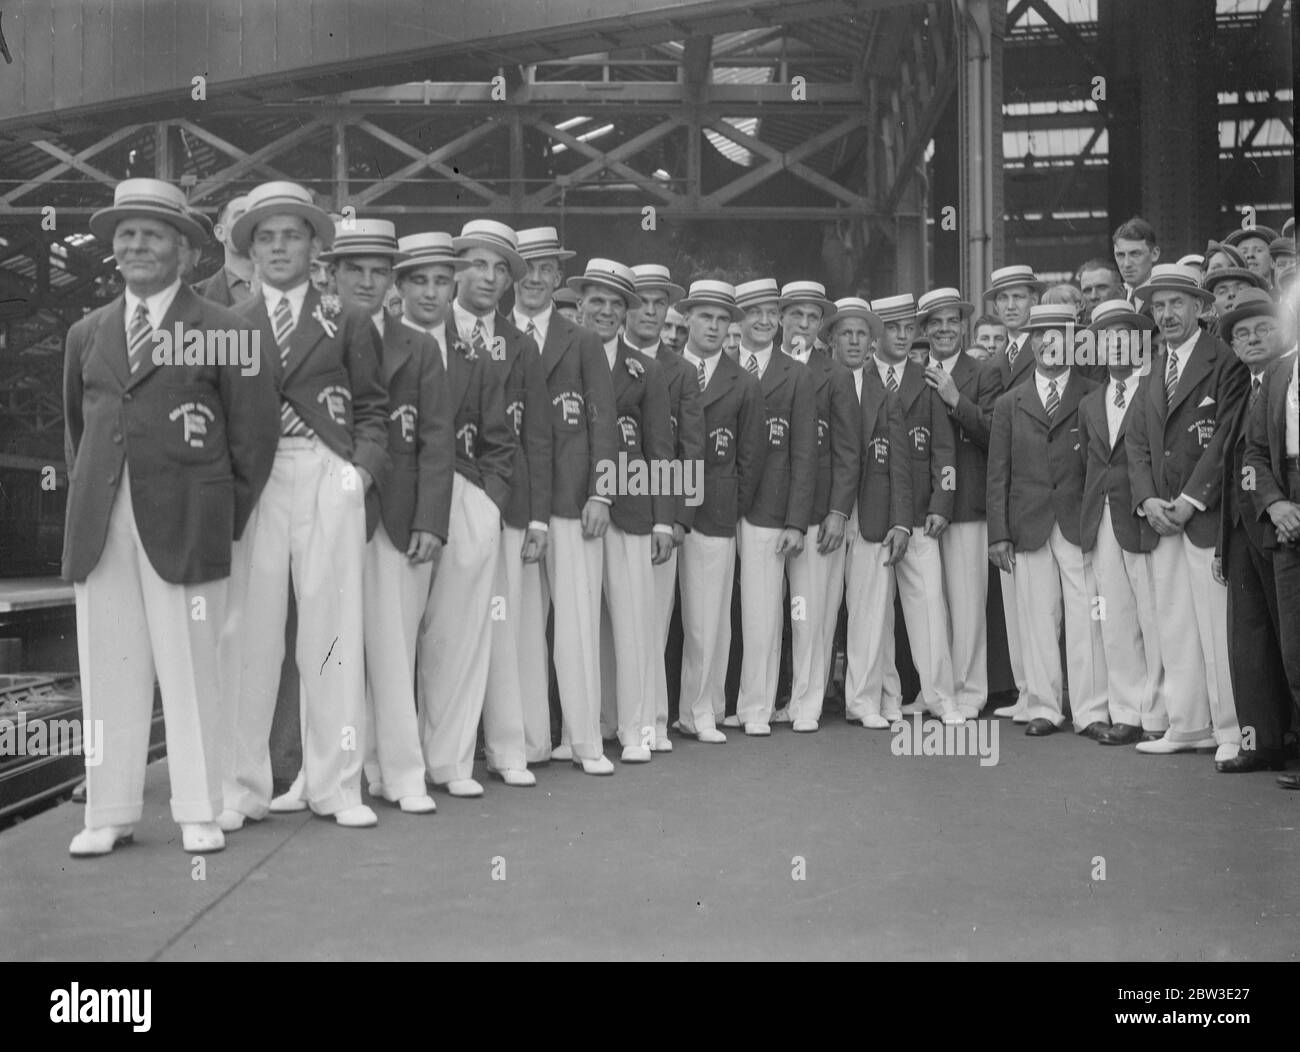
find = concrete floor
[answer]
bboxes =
[2,718,1297,961]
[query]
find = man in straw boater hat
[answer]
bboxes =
[774,281,857,731]
[196,194,254,307]
[982,263,1046,722]
[627,263,704,750]
[866,292,961,725]
[62,178,280,856]
[672,281,766,743]
[1213,288,1292,774]
[1077,299,1166,747]
[987,304,1107,738]
[919,286,1004,720]
[218,181,390,831]
[1125,263,1249,763]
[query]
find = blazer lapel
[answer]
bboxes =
[382,321,415,386]
[897,358,926,412]
[280,286,328,383]
[1168,332,1212,415]
[540,316,569,377]
[95,298,131,389]
[1017,383,1050,429]
[127,284,203,391]
[612,342,634,399]
[951,353,976,395]
[860,369,886,439]
[760,349,789,396]
[701,352,736,409]
[1049,373,1085,432]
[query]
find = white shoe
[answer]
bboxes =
[1135,733,1217,755]
[398,794,437,814]
[881,707,902,722]
[1214,742,1241,764]
[69,824,134,857]
[772,707,793,724]
[651,738,673,752]
[621,746,652,763]
[697,728,727,744]
[269,770,307,812]
[446,778,485,797]
[744,722,771,737]
[577,755,615,775]
[899,699,925,716]
[180,823,226,853]
[861,714,891,729]
[959,705,983,720]
[993,703,1023,718]
[489,767,537,787]
[722,715,742,728]
[550,744,573,761]
[792,719,818,733]
[335,804,378,827]
[941,711,967,726]
[1012,712,1031,725]
[217,808,252,833]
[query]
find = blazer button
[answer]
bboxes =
[123,392,133,402]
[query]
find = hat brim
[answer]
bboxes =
[918,301,975,323]
[89,205,209,247]
[984,280,1047,299]
[519,248,577,263]
[317,246,412,264]
[392,255,474,274]
[1217,300,1278,339]
[566,275,642,309]
[232,201,335,254]
[1223,226,1280,247]
[677,296,743,323]
[820,309,882,341]
[451,236,528,281]
[635,281,687,304]
[1134,280,1214,304]
[779,295,836,319]
[1088,312,1156,333]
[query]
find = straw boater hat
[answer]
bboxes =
[317,218,409,263]
[1087,299,1156,333]
[676,280,743,322]
[917,287,976,323]
[819,297,882,341]
[566,259,642,309]
[1176,253,1206,270]
[1201,266,1266,293]
[631,263,685,303]
[1217,286,1277,341]
[231,180,334,253]
[89,178,209,245]
[1021,304,1079,332]
[734,278,781,312]
[515,226,577,262]
[1135,262,1215,304]
[1223,225,1280,247]
[870,293,918,324]
[392,232,473,274]
[778,280,836,320]
[452,219,528,281]
[984,264,1046,298]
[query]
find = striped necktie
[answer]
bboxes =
[697,359,707,393]
[472,319,491,359]
[525,319,540,353]
[746,352,759,377]
[1248,374,1263,411]
[1164,352,1180,406]
[1045,378,1060,420]
[274,295,311,437]
[1007,337,1020,370]
[885,365,898,393]
[1114,379,1126,409]
[127,302,151,374]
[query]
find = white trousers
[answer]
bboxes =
[542,516,605,761]
[786,523,845,723]
[484,524,546,769]
[677,531,735,734]
[1000,560,1028,708]
[221,438,365,818]
[417,473,500,783]
[737,518,788,726]
[843,513,897,721]
[1013,523,1108,729]
[1092,504,1165,731]
[1150,532,1238,744]
[362,522,433,801]
[882,529,957,715]
[77,467,225,828]
[648,548,678,741]
[940,521,988,715]
[599,526,657,748]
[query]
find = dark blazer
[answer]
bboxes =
[62,284,280,584]
[607,340,676,534]
[195,266,251,308]
[987,372,1097,551]
[802,350,860,522]
[1125,330,1249,549]
[646,343,705,531]
[365,319,455,548]
[745,349,817,531]
[483,313,551,528]
[438,323,515,516]
[238,286,391,487]
[1078,377,1157,554]
[991,332,1036,392]
[692,350,766,538]
[1216,365,1272,571]
[1244,350,1299,552]
[855,373,912,543]
[865,357,956,526]
[942,352,1002,522]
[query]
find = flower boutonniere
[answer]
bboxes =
[625,355,645,379]
[312,294,342,339]
[455,334,478,362]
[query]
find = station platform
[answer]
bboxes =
[1,717,1295,961]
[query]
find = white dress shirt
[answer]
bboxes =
[124,278,183,334]
[513,305,552,351]
[741,343,773,379]
[453,299,495,344]
[929,353,959,375]
[873,355,905,388]
[1164,331,1207,512]
[1287,354,1299,458]
[682,346,720,389]
[401,316,449,368]
[603,335,620,370]
[371,309,386,338]
[849,365,864,401]
[1034,368,1070,412]
[260,280,309,330]
[1105,375,1132,447]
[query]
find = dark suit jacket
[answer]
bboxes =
[855,373,912,543]
[745,349,817,531]
[693,351,766,538]
[1078,378,1156,554]
[1216,365,1274,570]
[1125,330,1249,549]
[645,343,705,531]
[987,372,1097,551]
[865,357,956,526]
[802,350,860,522]
[365,320,454,548]
[991,333,1036,392]
[1244,350,1299,552]
[238,286,390,487]
[605,340,676,534]
[195,266,251,308]
[483,314,551,528]
[438,323,515,516]
[62,284,280,584]
[943,352,1002,521]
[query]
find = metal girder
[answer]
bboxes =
[351,119,507,207]
[0,125,141,206]
[524,116,686,208]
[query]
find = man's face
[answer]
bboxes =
[250,215,319,291]
[334,256,394,314]
[1211,277,1249,315]
[1273,254,1296,289]
[1150,289,1201,346]
[216,201,249,257]
[630,288,669,344]
[722,322,742,359]
[309,258,334,293]
[993,286,1035,331]
[740,301,780,348]
[113,217,186,295]
[1113,237,1158,288]
[781,303,823,355]
[831,317,875,370]
[1230,312,1283,371]
[661,314,688,354]
[1079,267,1124,316]
[1031,327,1069,374]
[687,306,731,357]
[399,264,457,328]
[1099,323,1139,375]
[457,246,512,313]
[579,285,628,341]
[974,323,1007,358]
[515,256,562,314]
[925,307,963,360]
[1206,250,1236,274]
[877,317,916,362]
[1236,236,1272,282]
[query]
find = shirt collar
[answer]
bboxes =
[682,346,718,384]
[124,278,183,330]
[742,342,773,373]
[453,299,495,341]
[931,352,959,375]
[1167,329,1199,362]
[1035,368,1070,401]
[514,304,552,344]
[603,335,620,369]
[371,309,386,337]
[630,338,661,359]
[261,280,310,323]
[873,355,905,384]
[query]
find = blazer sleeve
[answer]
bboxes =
[477,355,516,517]
[785,366,817,530]
[827,366,861,517]
[950,361,1002,450]
[219,312,281,540]
[346,312,392,487]
[674,365,705,531]
[520,346,553,523]
[1182,348,1249,509]
[986,392,1013,546]
[412,344,455,544]
[642,361,676,528]
[62,321,87,474]
[1125,383,1157,514]
[736,377,767,517]
[886,392,913,531]
[578,328,619,503]
[1244,363,1288,520]
[927,388,957,521]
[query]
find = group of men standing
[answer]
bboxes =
[61,175,1300,857]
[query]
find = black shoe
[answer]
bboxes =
[1276,773,1300,790]
[1078,721,1110,742]
[1097,723,1142,746]
[1216,750,1286,773]
[1025,718,1058,737]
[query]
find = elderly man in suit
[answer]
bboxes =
[920,287,1003,719]
[218,181,390,831]
[196,195,254,307]
[673,281,766,743]
[1126,264,1249,762]
[62,179,279,856]
[987,304,1107,737]
[1079,300,1165,745]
